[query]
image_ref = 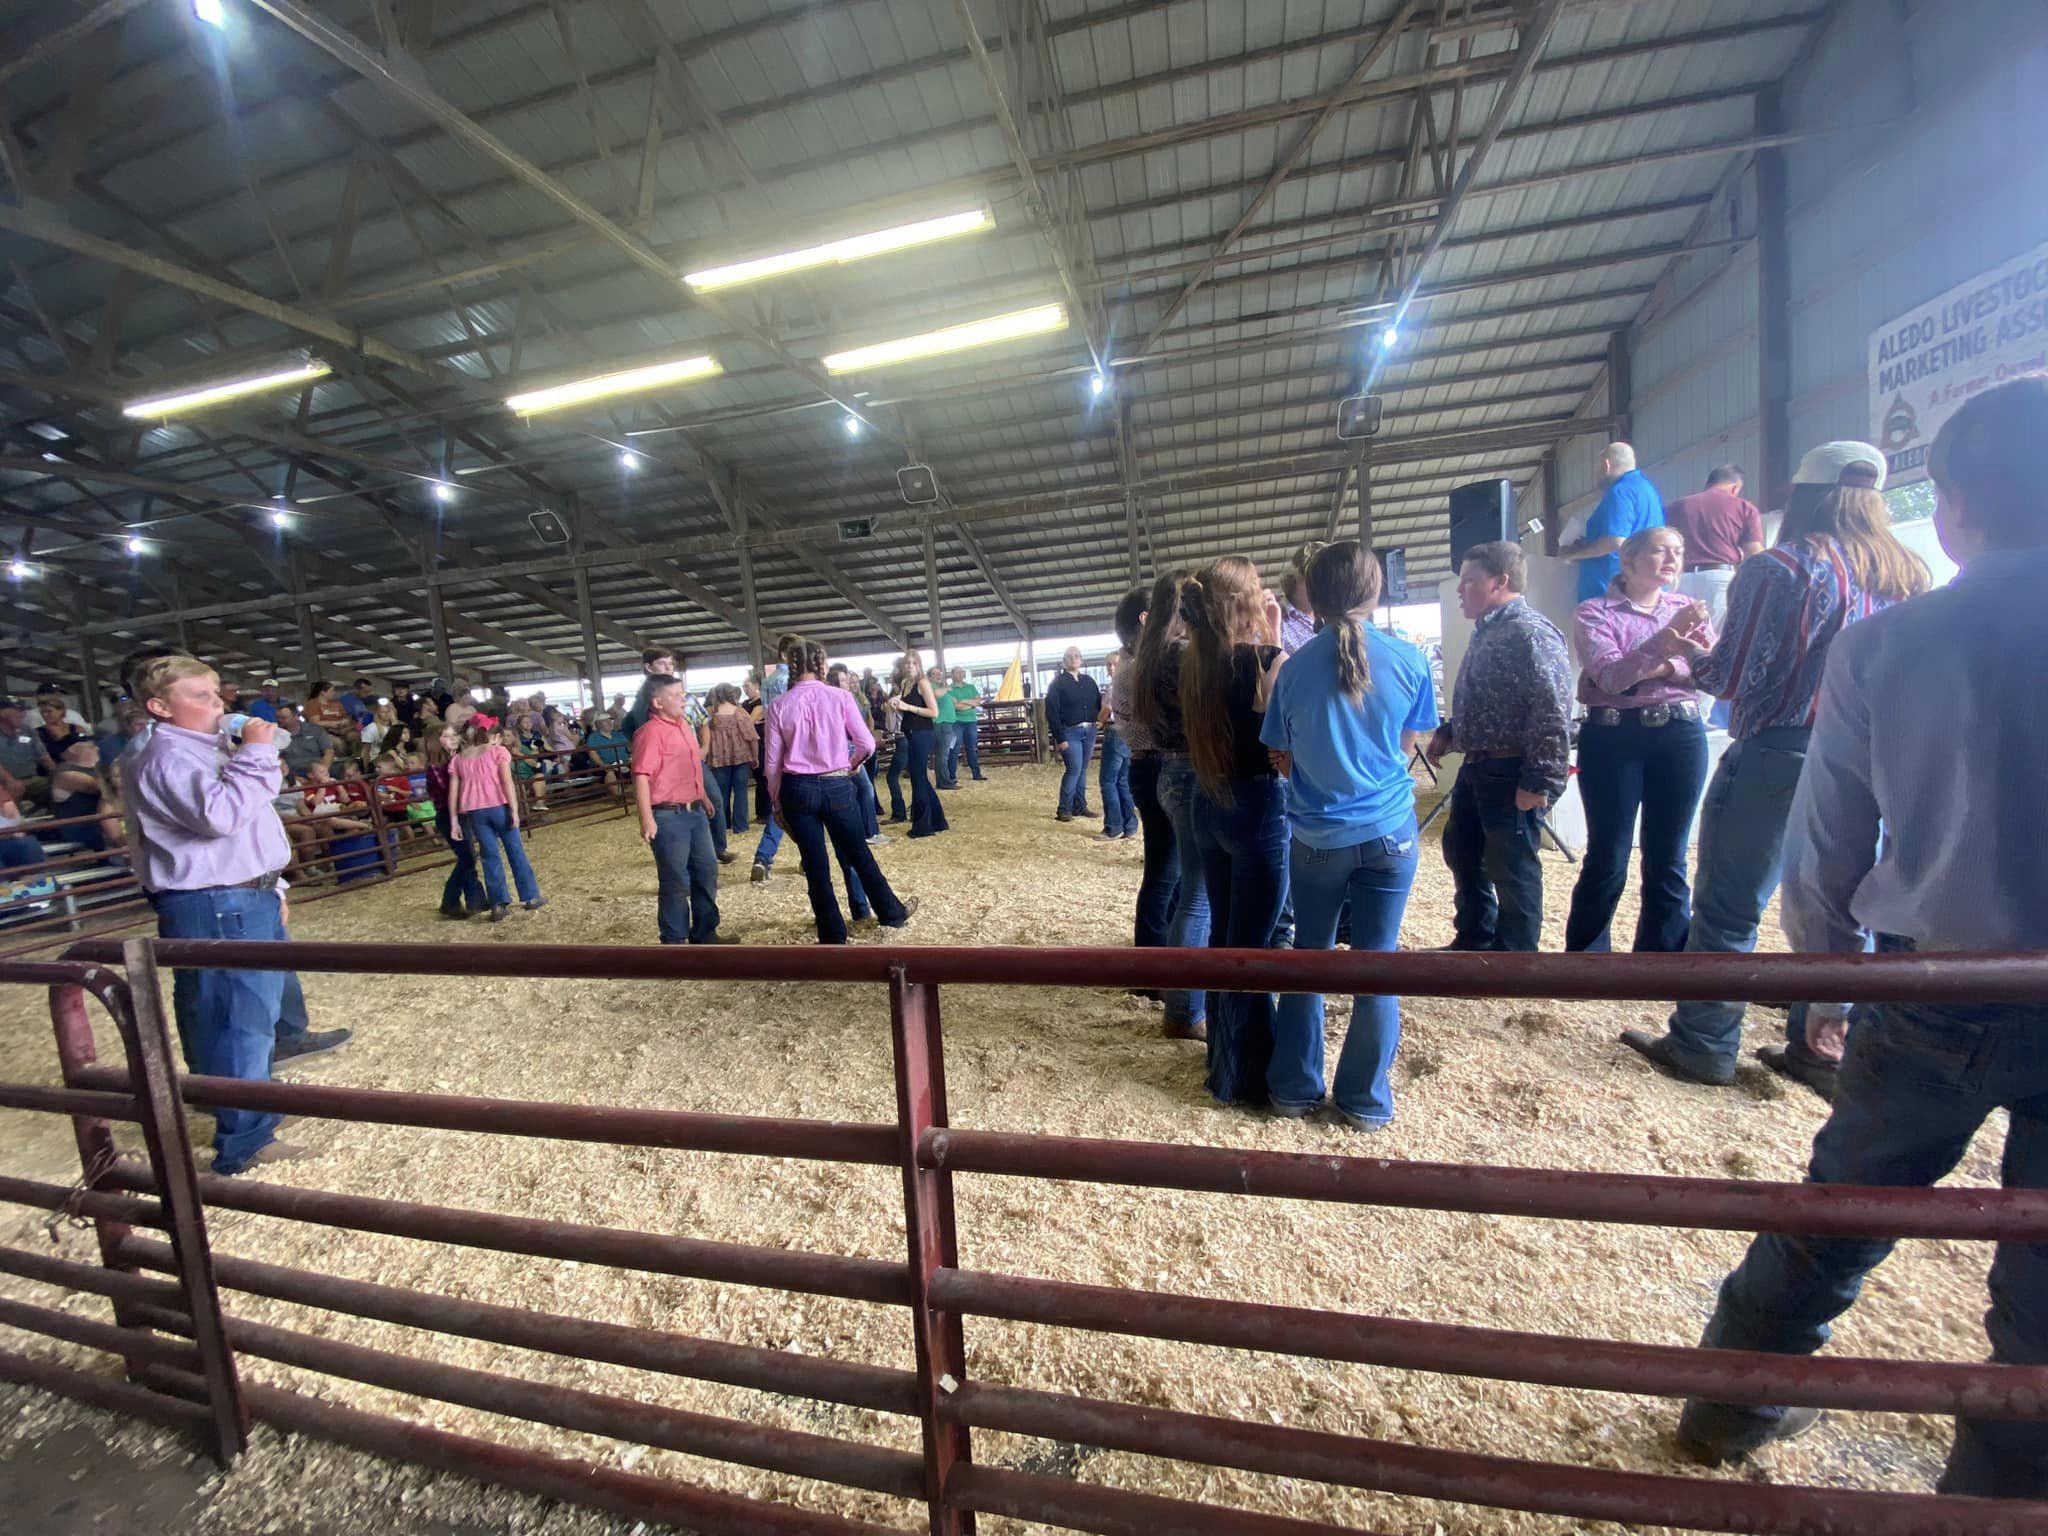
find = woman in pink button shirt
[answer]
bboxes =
[765,636,918,945]
[1566,526,1715,953]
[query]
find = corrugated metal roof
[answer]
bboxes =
[0,0,1823,683]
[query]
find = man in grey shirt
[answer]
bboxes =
[276,704,330,781]
[0,698,44,804]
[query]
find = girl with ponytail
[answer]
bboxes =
[1176,556,1291,1107]
[1258,542,1439,1130]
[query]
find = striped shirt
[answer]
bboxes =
[1691,537,1899,740]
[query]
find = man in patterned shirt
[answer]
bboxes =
[1424,541,1573,952]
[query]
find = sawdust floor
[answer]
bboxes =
[0,764,2003,1535]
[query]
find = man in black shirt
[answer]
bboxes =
[1043,646,1102,823]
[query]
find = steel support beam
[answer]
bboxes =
[923,524,946,673]
[1755,86,1792,501]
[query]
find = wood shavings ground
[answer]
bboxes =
[0,767,2001,1533]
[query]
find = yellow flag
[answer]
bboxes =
[995,646,1024,702]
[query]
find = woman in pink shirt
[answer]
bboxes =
[764,636,917,945]
[1566,526,1714,952]
[447,715,545,922]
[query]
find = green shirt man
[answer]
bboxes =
[945,680,980,720]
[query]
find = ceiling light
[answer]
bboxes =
[843,414,863,438]
[822,302,1069,374]
[6,559,30,579]
[1379,326,1400,349]
[619,449,641,470]
[432,482,455,502]
[1090,372,1107,397]
[683,207,994,292]
[122,360,330,420]
[194,0,226,25]
[504,355,722,416]
[268,507,289,527]
[126,537,146,555]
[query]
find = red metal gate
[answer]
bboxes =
[3,938,2046,1536]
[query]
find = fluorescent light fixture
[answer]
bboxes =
[823,303,1068,374]
[126,537,146,555]
[195,0,226,25]
[504,355,721,416]
[843,415,863,438]
[122,361,330,420]
[683,207,994,292]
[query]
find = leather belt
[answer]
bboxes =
[1583,701,1701,728]
[158,871,281,895]
[650,802,697,813]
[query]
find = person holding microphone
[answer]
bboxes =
[125,655,306,1174]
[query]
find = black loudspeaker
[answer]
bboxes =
[1375,546,1408,605]
[1447,478,1514,567]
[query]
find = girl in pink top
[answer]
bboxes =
[448,717,545,921]
[764,636,916,945]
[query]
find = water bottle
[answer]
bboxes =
[222,713,289,754]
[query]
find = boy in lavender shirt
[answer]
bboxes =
[127,656,305,1173]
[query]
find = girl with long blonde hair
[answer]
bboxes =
[1176,556,1290,1106]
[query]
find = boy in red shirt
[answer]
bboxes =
[630,676,727,944]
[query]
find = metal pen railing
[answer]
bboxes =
[1,939,2044,1536]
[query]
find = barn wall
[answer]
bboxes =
[1622,0,2048,506]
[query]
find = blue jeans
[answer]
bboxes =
[153,885,287,1174]
[852,761,881,840]
[1567,714,1708,953]
[1191,775,1290,1105]
[463,804,540,907]
[708,762,750,851]
[439,820,486,914]
[1129,754,1179,948]
[1696,974,2048,1497]
[935,723,958,788]
[1274,821,1420,1122]
[650,805,720,943]
[0,834,43,870]
[904,730,948,837]
[1099,727,1136,835]
[1156,757,1211,1027]
[953,718,983,779]
[1664,726,1810,1079]
[1058,725,1096,815]
[1441,757,1544,951]
[782,773,908,944]
[885,739,908,821]
[754,815,783,867]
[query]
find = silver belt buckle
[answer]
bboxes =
[1641,703,1672,728]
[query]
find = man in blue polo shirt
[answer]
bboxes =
[1562,442,1664,600]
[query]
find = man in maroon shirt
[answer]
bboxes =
[1665,465,1763,718]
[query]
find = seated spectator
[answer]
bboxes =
[35,694,88,770]
[219,680,244,715]
[277,704,332,782]
[360,700,404,756]
[0,791,44,876]
[306,761,380,882]
[498,725,543,806]
[36,687,89,729]
[417,696,442,728]
[247,677,285,723]
[584,714,628,775]
[511,693,546,746]
[0,698,44,808]
[541,706,576,773]
[96,757,128,861]
[341,677,378,728]
[46,740,107,854]
[97,700,148,767]
[305,680,349,734]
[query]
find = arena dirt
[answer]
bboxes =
[0,765,2004,1534]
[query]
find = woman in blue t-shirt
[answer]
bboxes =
[1259,542,1440,1130]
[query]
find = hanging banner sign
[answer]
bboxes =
[1868,238,2048,486]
